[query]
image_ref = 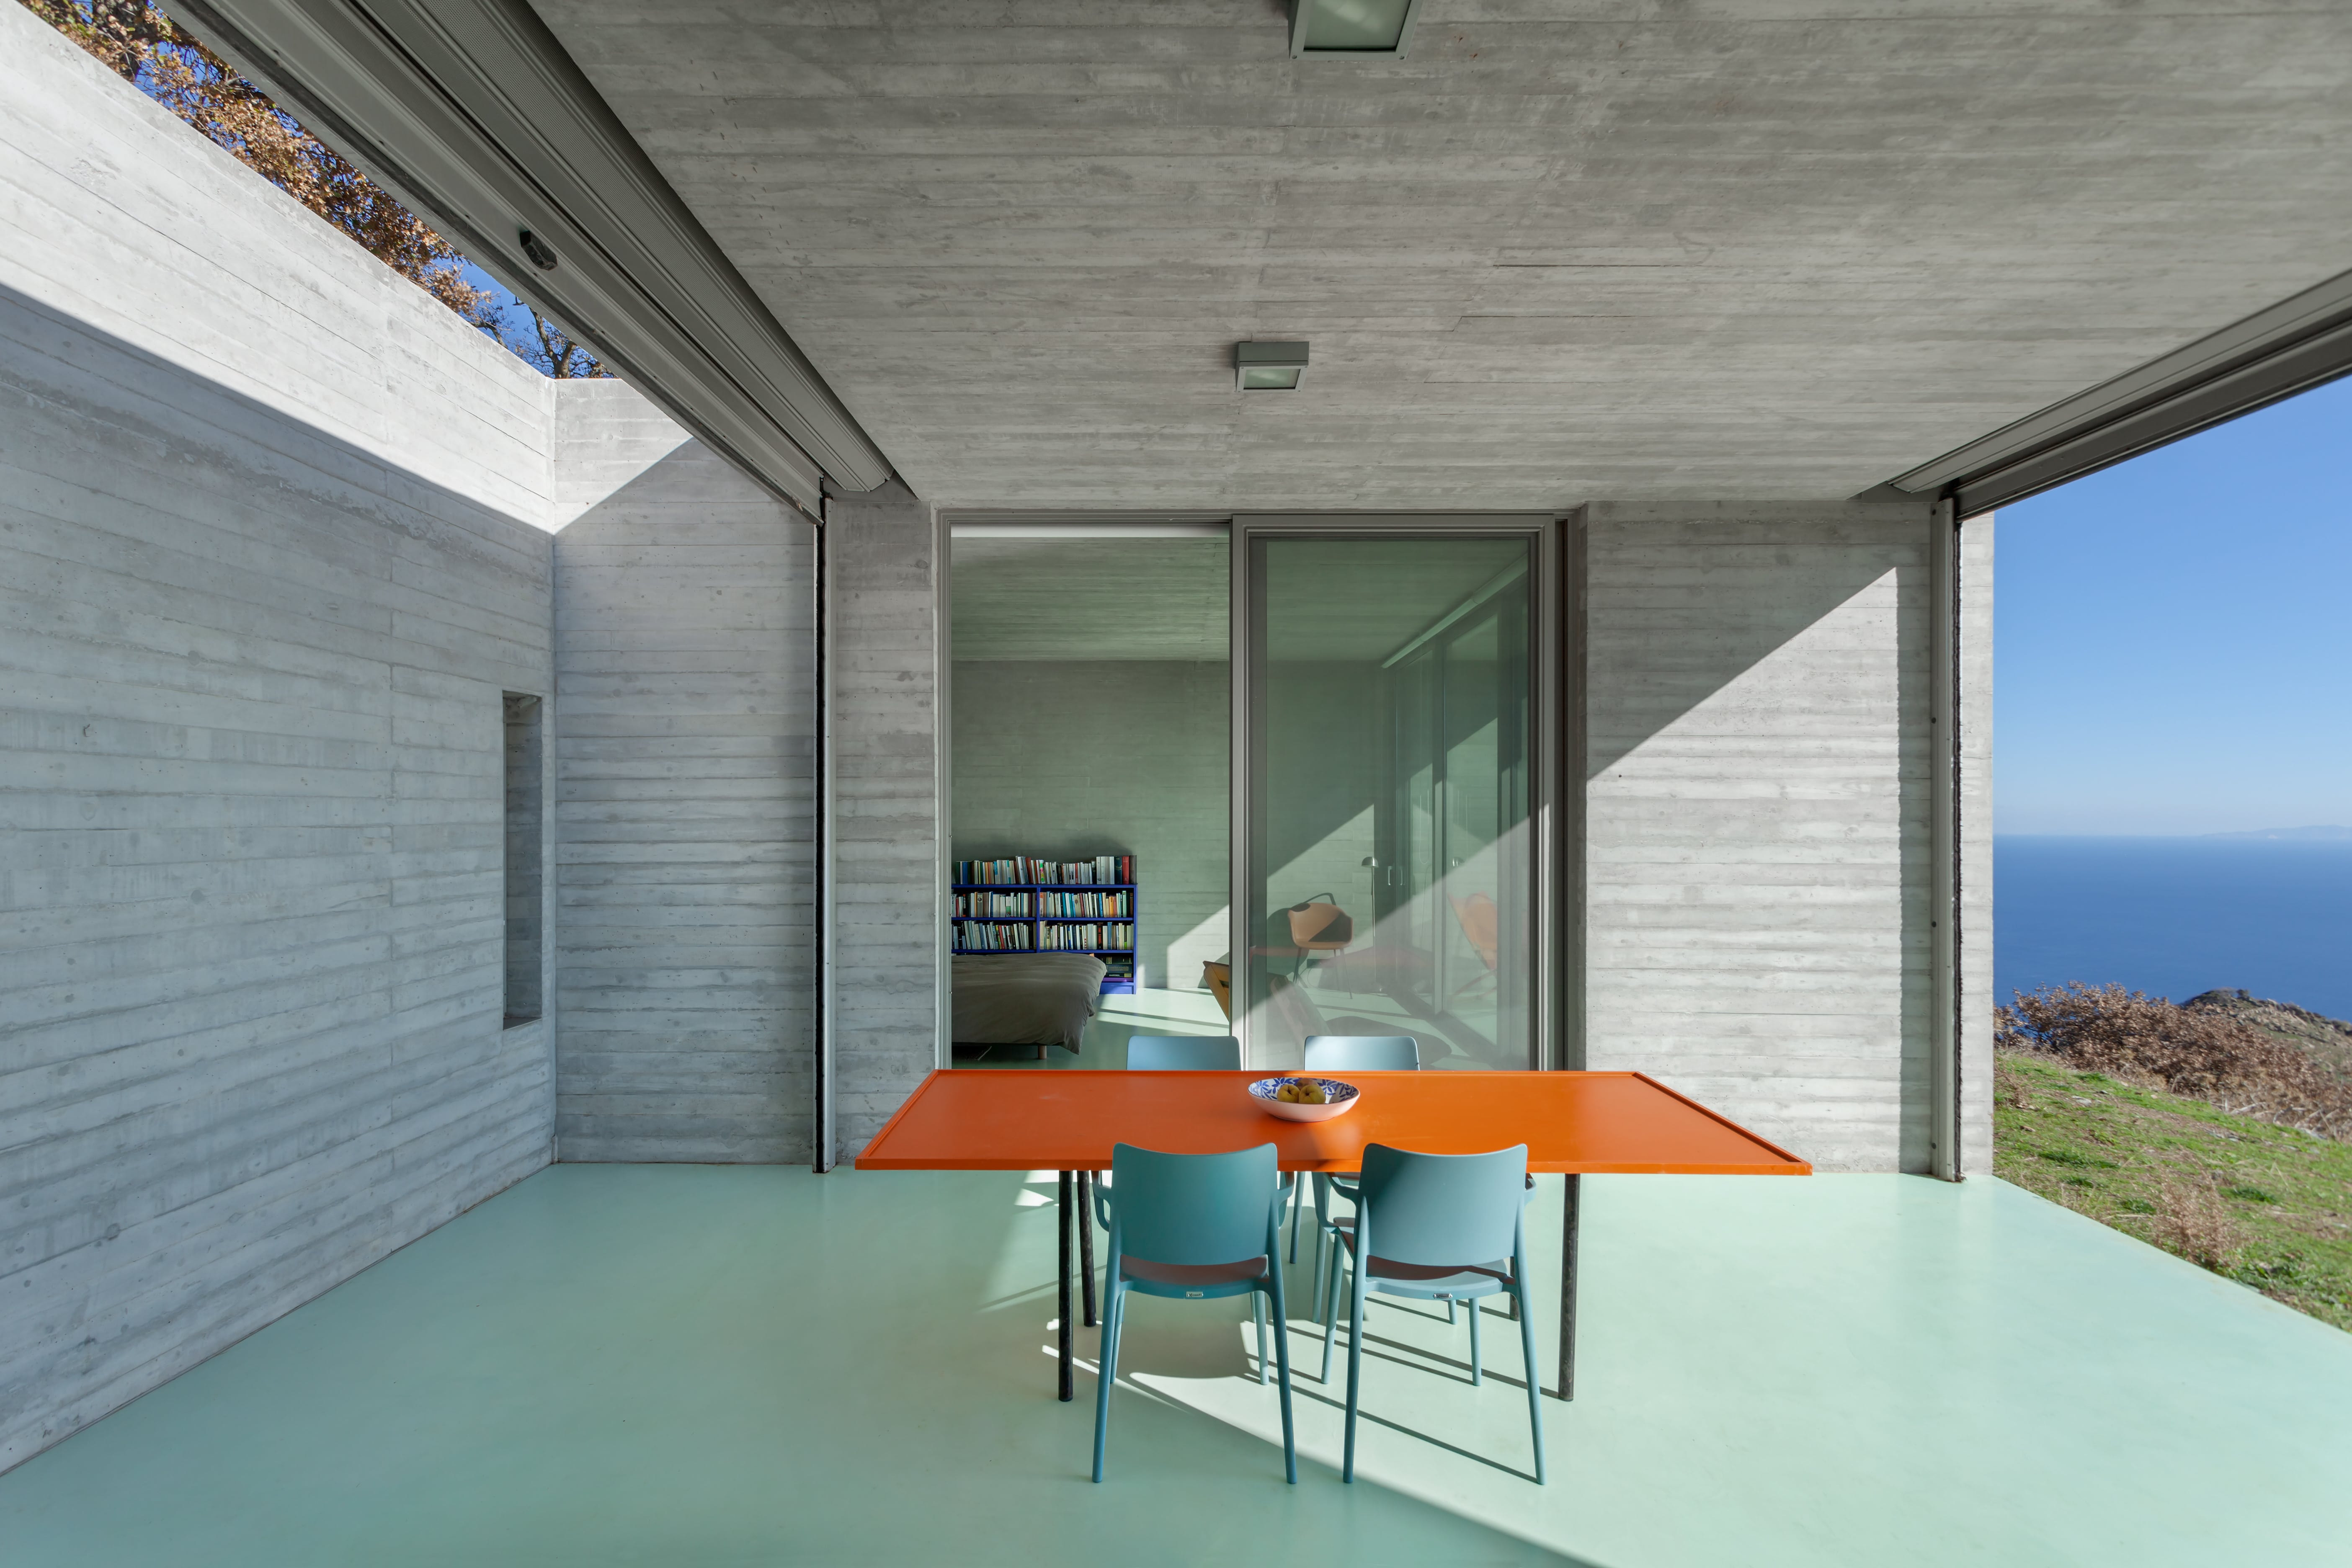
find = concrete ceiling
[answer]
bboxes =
[536,2,2352,511]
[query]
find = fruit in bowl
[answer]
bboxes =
[1248,1076,1360,1123]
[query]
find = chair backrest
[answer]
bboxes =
[1287,900,1353,947]
[1126,1034,1241,1071]
[1356,1143,1528,1267]
[1108,1143,1278,1265]
[1305,1034,1419,1071]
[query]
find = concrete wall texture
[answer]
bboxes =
[951,659,1228,993]
[0,18,823,1469]
[826,481,942,1153]
[1580,500,1994,1173]
[551,424,815,1163]
[0,18,567,1467]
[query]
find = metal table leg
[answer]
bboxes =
[1077,1171,1098,1328]
[1556,1173,1580,1400]
[1058,1170,1074,1402]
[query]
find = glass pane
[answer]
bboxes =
[1246,535,1534,1069]
[949,534,1233,1066]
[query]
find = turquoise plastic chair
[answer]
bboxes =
[1125,1034,1241,1070]
[1323,1142,1545,1484]
[1303,1035,1419,1072]
[1101,1037,1288,1259]
[1091,1143,1297,1484]
[1295,1034,1420,1279]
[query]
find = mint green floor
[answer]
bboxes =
[5,1168,2349,1567]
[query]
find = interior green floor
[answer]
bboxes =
[4,1168,2347,1567]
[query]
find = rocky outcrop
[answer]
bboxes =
[2182,989,2352,1079]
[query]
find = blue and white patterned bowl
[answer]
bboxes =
[1247,1076,1361,1123]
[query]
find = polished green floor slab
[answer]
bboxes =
[3,1167,2347,1566]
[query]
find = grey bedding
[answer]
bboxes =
[952,953,1106,1051]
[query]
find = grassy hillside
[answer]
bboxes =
[1994,1049,2352,1333]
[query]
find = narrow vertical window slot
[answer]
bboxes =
[503,691,544,1027]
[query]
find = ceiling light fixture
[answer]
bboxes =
[1236,341,1310,392]
[1289,0,1422,59]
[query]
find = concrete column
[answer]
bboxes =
[823,480,941,1157]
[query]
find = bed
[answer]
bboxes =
[952,953,1106,1055]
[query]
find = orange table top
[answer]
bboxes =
[854,1070,1810,1176]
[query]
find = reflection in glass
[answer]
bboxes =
[1246,536,1534,1069]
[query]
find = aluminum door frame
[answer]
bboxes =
[1230,515,1567,1071]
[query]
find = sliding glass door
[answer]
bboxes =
[1237,524,1554,1070]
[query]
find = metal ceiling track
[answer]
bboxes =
[1890,266,2352,516]
[168,0,892,513]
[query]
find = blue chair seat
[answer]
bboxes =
[1117,1256,1269,1295]
[1325,1220,1511,1297]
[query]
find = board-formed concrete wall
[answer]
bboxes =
[1581,500,1986,1173]
[827,480,941,1152]
[551,405,816,1162]
[0,13,574,1467]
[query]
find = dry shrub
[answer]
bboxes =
[2151,1175,2241,1271]
[1996,983,2352,1140]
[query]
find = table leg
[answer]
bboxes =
[1058,1170,1074,1403]
[1077,1171,1098,1328]
[1556,1173,1580,1401]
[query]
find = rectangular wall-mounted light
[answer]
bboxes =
[1236,341,1310,392]
[1290,0,1422,58]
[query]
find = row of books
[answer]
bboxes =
[953,922,1033,952]
[954,855,1135,887]
[1039,891,1130,917]
[953,892,1032,918]
[949,892,1133,918]
[1041,922,1133,952]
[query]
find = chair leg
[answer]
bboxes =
[1310,1175,1331,1309]
[1320,1245,1347,1383]
[1092,1283,1124,1483]
[1254,1290,1270,1386]
[1447,1296,1458,1326]
[1516,1276,1545,1485]
[1287,1174,1303,1262]
[1267,1273,1297,1486]
[1467,1294,1483,1385]
[1343,1252,1370,1483]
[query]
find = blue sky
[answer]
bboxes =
[1994,374,2352,836]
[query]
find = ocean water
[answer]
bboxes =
[1994,837,2352,1022]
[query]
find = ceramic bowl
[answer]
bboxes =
[1247,1076,1361,1122]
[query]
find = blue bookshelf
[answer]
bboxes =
[952,856,1137,993]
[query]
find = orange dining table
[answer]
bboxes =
[857,1069,1810,1403]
